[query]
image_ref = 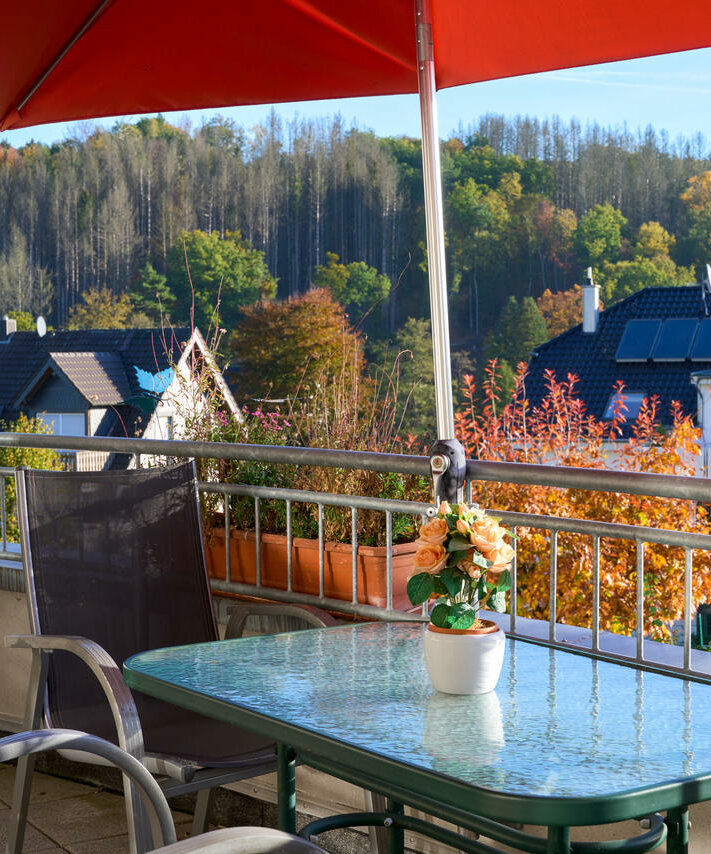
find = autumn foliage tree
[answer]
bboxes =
[67,287,139,329]
[228,288,364,403]
[454,363,711,640]
[536,285,601,338]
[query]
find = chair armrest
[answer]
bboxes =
[0,728,176,849]
[225,603,339,639]
[5,634,145,759]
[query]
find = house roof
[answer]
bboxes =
[16,351,133,407]
[0,327,191,421]
[526,285,711,427]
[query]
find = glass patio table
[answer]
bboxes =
[123,621,711,853]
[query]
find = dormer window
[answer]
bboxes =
[603,392,646,421]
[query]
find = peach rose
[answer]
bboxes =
[457,557,481,580]
[414,541,447,574]
[456,518,470,535]
[419,516,448,545]
[438,501,452,516]
[457,502,470,517]
[484,542,515,576]
[469,517,504,553]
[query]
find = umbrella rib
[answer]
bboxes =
[15,0,117,118]
[281,0,415,73]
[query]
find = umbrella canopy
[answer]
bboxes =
[3,0,711,131]
[3,0,711,440]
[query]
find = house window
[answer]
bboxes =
[37,412,86,436]
[157,415,174,440]
[603,392,647,421]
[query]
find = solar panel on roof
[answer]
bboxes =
[651,318,698,361]
[615,320,661,362]
[692,318,711,361]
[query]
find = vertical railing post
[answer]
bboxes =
[683,547,693,672]
[636,541,645,662]
[592,535,600,653]
[386,511,393,612]
[286,500,293,592]
[509,528,517,635]
[224,498,231,585]
[317,504,324,599]
[351,507,358,605]
[549,530,558,643]
[254,497,261,587]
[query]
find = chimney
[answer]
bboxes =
[0,315,17,341]
[582,268,599,334]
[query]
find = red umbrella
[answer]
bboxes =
[3,0,711,435]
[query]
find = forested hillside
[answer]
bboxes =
[2,111,711,352]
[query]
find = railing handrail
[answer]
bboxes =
[2,431,711,502]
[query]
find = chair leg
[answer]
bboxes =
[7,648,48,854]
[192,788,213,836]
[6,754,37,854]
[363,790,389,854]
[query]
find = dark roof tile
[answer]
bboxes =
[526,286,710,428]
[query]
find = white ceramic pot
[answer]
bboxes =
[423,621,505,695]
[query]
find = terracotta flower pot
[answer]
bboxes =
[204,528,418,610]
[423,620,505,695]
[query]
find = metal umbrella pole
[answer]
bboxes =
[415,0,455,442]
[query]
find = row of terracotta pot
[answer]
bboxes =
[204,528,418,610]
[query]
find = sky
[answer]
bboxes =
[3,48,711,149]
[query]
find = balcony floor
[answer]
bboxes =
[0,764,194,852]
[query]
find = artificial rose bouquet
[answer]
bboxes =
[407,501,514,630]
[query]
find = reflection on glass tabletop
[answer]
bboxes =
[125,621,711,798]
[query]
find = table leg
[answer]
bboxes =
[386,799,404,854]
[666,806,689,854]
[277,744,297,834]
[546,826,570,853]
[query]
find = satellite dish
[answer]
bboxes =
[36,316,47,337]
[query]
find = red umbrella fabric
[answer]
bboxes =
[3,0,711,131]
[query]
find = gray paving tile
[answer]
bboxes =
[66,834,129,853]
[0,808,64,852]
[27,791,131,845]
[0,766,95,806]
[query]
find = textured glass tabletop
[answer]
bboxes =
[124,622,711,799]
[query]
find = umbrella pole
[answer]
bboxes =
[415,0,455,440]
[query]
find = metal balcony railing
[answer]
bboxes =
[1,431,711,684]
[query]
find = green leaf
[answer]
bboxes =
[406,572,434,606]
[439,566,463,599]
[469,551,490,568]
[430,602,451,628]
[476,575,488,599]
[432,576,448,597]
[495,569,512,593]
[447,534,472,552]
[447,549,469,567]
[447,603,477,630]
[489,590,508,613]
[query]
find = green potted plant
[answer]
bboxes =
[407,500,514,694]
[192,406,427,610]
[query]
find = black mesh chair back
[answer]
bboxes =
[18,462,271,764]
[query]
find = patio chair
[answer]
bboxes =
[4,462,281,854]
[0,728,326,853]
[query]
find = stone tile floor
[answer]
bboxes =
[0,764,193,852]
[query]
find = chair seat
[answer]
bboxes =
[151,827,326,853]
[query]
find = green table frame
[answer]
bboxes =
[123,622,711,854]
